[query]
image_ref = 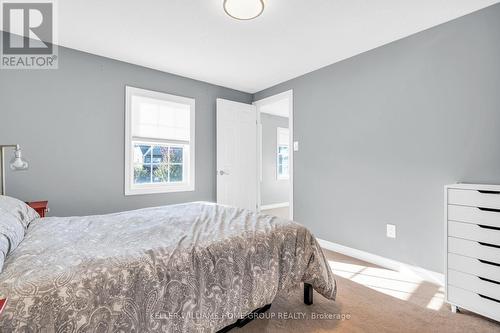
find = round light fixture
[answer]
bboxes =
[223,0,265,21]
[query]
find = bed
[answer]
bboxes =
[0,197,336,332]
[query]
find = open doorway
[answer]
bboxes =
[254,91,293,220]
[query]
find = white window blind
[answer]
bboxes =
[277,127,289,146]
[131,96,191,142]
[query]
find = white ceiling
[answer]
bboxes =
[53,0,500,93]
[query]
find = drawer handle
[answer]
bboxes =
[478,241,500,249]
[478,259,500,267]
[478,190,500,195]
[477,224,500,231]
[478,294,500,303]
[477,207,500,213]
[478,276,500,285]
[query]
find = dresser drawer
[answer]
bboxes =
[448,220,500,245]
[448,285,500,322]
[448,189,500,210]
[448,253,500,283]
[448,269,500,301]
[448,204,500,229]
[448,237,500,265]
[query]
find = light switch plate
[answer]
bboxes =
[386,224,396,238]
[293,141,299,151]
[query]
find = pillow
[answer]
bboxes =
[0,210,26,273]
[0,195,39,229]
[0,233,8,272]
[0,196,39,273]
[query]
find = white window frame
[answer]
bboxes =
[276,127,290,180]
[125,86,195,195]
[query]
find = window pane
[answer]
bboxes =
[132,143,186,185]
[152,146,169,163]
[133,144,151,164]
[134,164,151,183]
[152,164,169,183]
[169,164,183,182]
[170,147,183,163]
[277,144,289,178]
[278,146,289,155]
[282,163,289,176]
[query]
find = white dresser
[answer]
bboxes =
[445,183,500,322]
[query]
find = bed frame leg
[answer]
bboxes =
[304,283,313,305]
[217,304,271,333]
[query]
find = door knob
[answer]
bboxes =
[218,170,230,176]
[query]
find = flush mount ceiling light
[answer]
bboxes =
[223,0,265,21]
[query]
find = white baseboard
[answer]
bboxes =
[317,238,444,286]
[261,202,289,210]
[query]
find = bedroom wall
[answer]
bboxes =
[260,113,289,206]
[0,45,252,216]
[253,4,500,273]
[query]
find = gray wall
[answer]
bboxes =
[260,113,289,206]
[254,4,500,272]
[0,45,252,216]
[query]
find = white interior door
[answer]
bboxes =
[216,98,257,210]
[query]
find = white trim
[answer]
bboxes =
[289,90,294,220]
[444,185,449,303]
[124,86,195,195]
[254,90,294,219]
[256,109,262,210]
[261,202,290,210]
[317,238,445,286]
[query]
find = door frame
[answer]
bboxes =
[253,90,294,219]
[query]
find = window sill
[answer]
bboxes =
[125,184,195,196]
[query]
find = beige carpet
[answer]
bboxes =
[238,250,500,333]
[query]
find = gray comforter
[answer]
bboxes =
[0,202,336,332]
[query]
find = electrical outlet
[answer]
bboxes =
[386,224,396,238]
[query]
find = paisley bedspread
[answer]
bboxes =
[0,202,336,332]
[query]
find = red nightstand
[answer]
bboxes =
[27,201,49,218]
[0,297,6,316]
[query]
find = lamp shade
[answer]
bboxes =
[9,147,29,171]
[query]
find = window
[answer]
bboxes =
[277,127,289,180]
[125,86,195,195]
